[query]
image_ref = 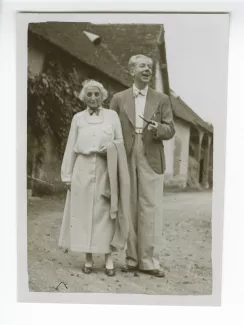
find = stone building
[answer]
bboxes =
[27,22,213,192]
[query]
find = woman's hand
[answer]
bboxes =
[97,144,107,157]
[65,182,71,190]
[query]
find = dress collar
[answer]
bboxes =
[87,106,103,116]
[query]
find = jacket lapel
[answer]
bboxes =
[123,88,135,127]
[143,88,159,129]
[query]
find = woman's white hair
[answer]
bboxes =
[79,79,108,102]
[128,54,153,71]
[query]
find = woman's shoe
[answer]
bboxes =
[82,260,94,274]
[82,265,93,274]
[105,268,116,277]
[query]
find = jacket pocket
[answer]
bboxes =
[145,150,163,174]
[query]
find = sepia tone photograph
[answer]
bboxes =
[20,13,228,302]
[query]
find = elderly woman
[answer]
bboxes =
[58,80,129,277]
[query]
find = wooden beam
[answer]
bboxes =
[202,135,212,188]
[157,25,170,97]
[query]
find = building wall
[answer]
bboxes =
[176,119,190,176]
[155,61,174,180]
[28,45,56,193]
[28,45,45,76]
[164,118,190,188]
[155,61,164,93]
[163,137,175,176]
[155,63,190,188]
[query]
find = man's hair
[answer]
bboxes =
[128,54,153,71]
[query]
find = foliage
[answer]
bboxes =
[28,59,87,163]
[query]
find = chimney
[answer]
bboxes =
[83,31,101,45]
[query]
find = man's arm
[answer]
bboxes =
[151,97,175,140]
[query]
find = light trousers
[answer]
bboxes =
[126,134,164,270]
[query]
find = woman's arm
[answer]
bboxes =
[61,115,78,182]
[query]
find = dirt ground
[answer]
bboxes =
[27,190,212,295]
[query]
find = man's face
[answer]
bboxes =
[84,86,102,109]
[131,57,153,85]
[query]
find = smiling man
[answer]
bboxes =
[110,54,175,277]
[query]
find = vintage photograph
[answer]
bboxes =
[25,16,228,297]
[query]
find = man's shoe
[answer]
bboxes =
[140,269,165,278]
[121,265,138,273]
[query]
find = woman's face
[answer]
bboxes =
[84,86,103,110]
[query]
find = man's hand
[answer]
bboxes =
[148,120,158,131]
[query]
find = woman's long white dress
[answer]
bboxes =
[58,107,123,253]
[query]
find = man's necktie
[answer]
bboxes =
[133,89,146,98]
